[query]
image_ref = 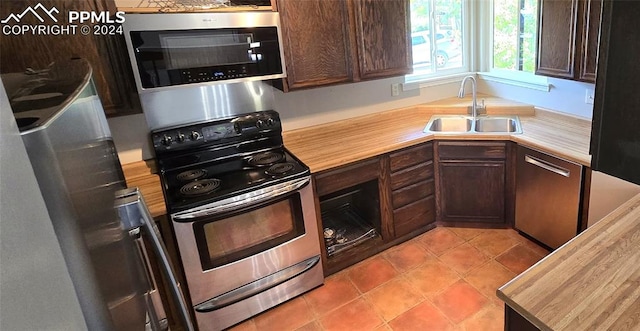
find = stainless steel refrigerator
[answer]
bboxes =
[2,59,193,331]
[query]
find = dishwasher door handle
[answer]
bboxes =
[524,154,571,177]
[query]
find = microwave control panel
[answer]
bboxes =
[176,65,251,84]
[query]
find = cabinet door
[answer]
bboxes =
[505,306,540,331]
[352,0,412,80]
[536,0,580,79]
[438,161,506,224]
[0,0,140,116]
[578,0,602,82]
[278,0,354,89]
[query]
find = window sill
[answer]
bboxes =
[403,72,474,91]
[402,70,550,93]
[478,71,551,92]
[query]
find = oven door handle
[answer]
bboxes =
[173,176,310,220]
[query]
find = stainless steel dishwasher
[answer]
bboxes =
[515,146,583,249]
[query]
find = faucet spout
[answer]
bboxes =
[458,75,478,119]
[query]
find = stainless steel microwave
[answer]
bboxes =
[123,12,286,93]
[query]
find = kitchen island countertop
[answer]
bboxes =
[497,192,640,330]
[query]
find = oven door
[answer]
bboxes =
[171,176,321,308]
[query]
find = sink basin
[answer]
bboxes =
[425,116,472,132]
[424,115,522,134]
[475,117,520,133]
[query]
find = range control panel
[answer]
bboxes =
[151,110,281,153]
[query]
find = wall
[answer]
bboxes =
[478,77,595,119]
[108,75,594,164]
[109,76,462,163]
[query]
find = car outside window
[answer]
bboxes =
[408,0,542,87]
[410,0,465,77]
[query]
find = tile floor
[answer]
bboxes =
[229,227,550,331]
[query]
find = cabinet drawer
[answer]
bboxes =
[390,162,434,190]
[438,141,506,160]
[315,158,379,196]
[393,196,435,237]
[392,180,434,209]
[389,143,433,172]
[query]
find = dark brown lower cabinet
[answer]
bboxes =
[438,161,505,223]
[435,141,515,227]
[314,157,389,275]
[313,142,436,275]
[312,141,518,275]
[388,143,436,237]
[505,305,540,331]
[393,195,435,237]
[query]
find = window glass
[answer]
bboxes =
[493,0,538,72]
[410,0,464,76]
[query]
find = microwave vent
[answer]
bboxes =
[147,0,269,12]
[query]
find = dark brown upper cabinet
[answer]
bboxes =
[0,0,140,116]
[536,0,602,83]
[277,0,411,91]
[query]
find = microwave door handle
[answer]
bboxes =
[116,190,196,331]
[173,176,310,220]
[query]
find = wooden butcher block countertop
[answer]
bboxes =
[283,96,592,173]
[122,96,592,217]
[498,193,640,331]
[121,160,167,218]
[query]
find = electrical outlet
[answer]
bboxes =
[585,89,595,104]
[391,83,400,97]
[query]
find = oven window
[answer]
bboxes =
[195,193,305,270]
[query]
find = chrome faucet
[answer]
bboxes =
[458,75,484,120]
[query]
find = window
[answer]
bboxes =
[407,0,545,88]
[409,0,466,77]
[492,0,538,72]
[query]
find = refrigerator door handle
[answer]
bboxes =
[115,188,195,331]
[128,227,165,331]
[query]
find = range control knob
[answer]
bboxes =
[267,118,276,127]
[256,119,265,129]
[176,133,186,143]
[190,131,201,141]
[161,135,172,146]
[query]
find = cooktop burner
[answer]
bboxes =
[265,163,295,176]
[152,110,311,213]
[248,151,285,167]
[179,179,221,197]
[176,169,207,182]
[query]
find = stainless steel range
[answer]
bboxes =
[152,109,323,330]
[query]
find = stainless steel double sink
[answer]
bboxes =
[424,115,523,134]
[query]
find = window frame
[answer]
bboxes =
[404,0,550,92]
[404,0,473,86]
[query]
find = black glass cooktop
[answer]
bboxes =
[161,148,309,213]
